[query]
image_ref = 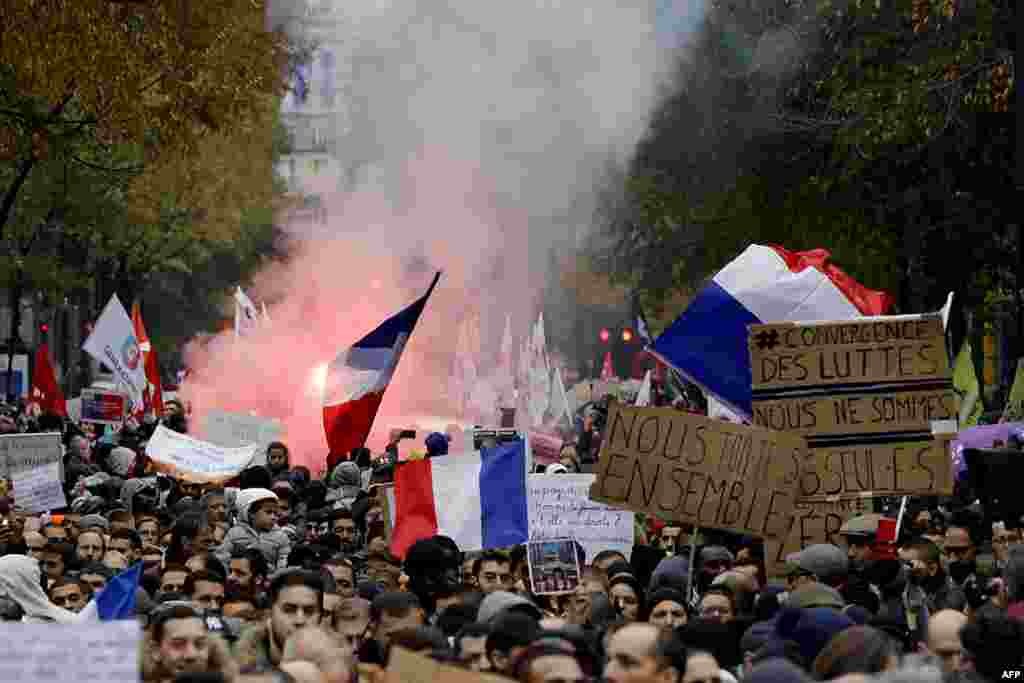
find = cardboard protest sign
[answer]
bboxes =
[527,538,581,595]
[764,497,870,577]
[589,404,804,539]
[0,620,141,683]
[0,432,62,478]
[750,315,957,499]
[791,435,957,498]
[527,473,634,561]
[79,389,127,425]
[387,646,508,683]
[145,424,260,483]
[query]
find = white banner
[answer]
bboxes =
[13,462,67,513]
[146,424,260,483]
[81,294,146,414]
[0,621,141,683]
[527,473,634,562]
[0,432,62,478]
[202,409,282,452]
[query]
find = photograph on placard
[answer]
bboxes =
[527,538,580,595]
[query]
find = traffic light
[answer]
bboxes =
[39,323,49,334]
[621,327,634,343]
[599,328,610,343]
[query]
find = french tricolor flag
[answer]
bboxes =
[390,440,529,558]
[323,273,440,468]
[651,245,893,417]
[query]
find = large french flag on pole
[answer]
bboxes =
[323,273,441,469]
[390,440,529,558]
[651,245,893,417]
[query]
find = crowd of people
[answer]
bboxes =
[1,391,1023,683]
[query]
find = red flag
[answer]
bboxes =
[31,343,67,417]
[131,300,164,417]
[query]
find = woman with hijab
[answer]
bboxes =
[0,555,79,623]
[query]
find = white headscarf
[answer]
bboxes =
[0,555,79,623]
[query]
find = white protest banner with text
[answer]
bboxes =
[0,432,62,478]
[0,620,141,683]
[13,462,67,513]
[528,473,634,561]
[202,409,282,465]
[81,294,147,413]
[146,424,260,483]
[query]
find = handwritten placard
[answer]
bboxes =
[750,315,957,499]
[0,621,141,683]
[13,462,67,513]
[528,473,634,561]
[0,432,62,478]
[589,404,804,539]
[792,435,956,499]
[764,497,871,577]
[749,317,949,390]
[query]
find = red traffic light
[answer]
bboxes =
[622,328,634,343]
[599,328,610,343]
[39,323,49,333]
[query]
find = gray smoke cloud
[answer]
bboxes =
[183,1,694,469]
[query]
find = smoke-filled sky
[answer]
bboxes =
[181,0,705,472]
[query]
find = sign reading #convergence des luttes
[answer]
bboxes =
[749,315,956,499]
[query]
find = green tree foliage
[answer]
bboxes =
[591,0,1015,319]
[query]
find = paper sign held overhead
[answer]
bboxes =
[588,404,804,539]
[0,620,141,683]
[527,473,634,561]
[146,424,260,483]
[0,432,62,478]
[12,462,67,513]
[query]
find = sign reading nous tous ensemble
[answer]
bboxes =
[749,315,957,499]
[588,404,804,539]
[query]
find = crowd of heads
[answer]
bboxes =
[0,394,1023,683]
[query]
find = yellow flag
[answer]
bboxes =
[953,341,983,427]
[1002,359,1024,422]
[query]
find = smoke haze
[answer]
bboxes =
[180,0,693,471]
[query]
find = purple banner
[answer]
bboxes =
[951,422,1024,480]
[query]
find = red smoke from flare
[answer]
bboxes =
[178,152,539,473]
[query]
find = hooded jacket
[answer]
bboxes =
[215,488,291,571]
[0,555,79,623]
[325,462,363,509]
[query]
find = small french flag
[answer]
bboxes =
[78,562,142,621]
[323,273,440,469]
[390,440,529,558]
[651,244,893,417]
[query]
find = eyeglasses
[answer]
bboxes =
[699,607,730,616]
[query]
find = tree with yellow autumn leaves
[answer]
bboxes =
[0,0,301,314]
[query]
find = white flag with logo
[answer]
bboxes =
[82,294,147,414]
[635,370,653,407]
[234,286,260,337]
